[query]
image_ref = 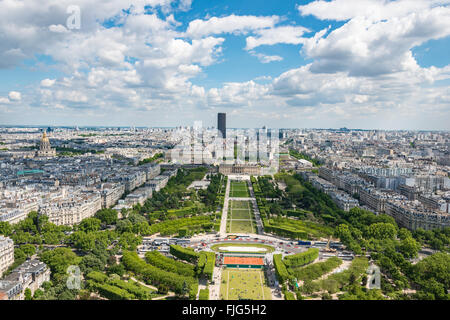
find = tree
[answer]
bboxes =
[412,252,450,291]
[0,221,12,236]
[361,274,368,287]
[349,273,357,285]
[33,289,44,300]
[322,292,332,300]
[158,283,169,294]
[20,244,36,257]
[107,264,125,277]
[366,223,397,240]
[182,280,189,298]
[79,254,106,275]
[334,224,353,243]
[398,228,412,240]
[79,218,101,233]
[95,209,118,225]
[116,219,133,233]
[399,237,420,259]
[24,288,32,300]
[39,247,81,276]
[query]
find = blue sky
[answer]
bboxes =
[0,0,449,129]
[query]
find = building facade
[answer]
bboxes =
[0,236,14,278]
[35,131,56,158]
[218,113,226,139]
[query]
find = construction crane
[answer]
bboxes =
[323,236,336,253]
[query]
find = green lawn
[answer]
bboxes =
[227,200,255,233]
[229,220,255,233]
[220,269,271,300]
[230,181,250,198]
[231,209,252,220]
[230,200,251,209]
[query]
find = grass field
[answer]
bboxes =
[230,181,250,198]
[227,200,256,233]
[220,269,272,300]
[229,220,255,233]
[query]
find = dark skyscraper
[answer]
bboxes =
[218,113,226,139]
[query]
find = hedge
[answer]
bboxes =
[147,216,214,236]
[86,271,108,283]
[91,281,134,300]
[108,278,153,300]
[199,288,209,300]
[263,218,333,239]
[283,290,296,300]
[202,252,216,280]
[289,256,342,281]
[273,254,290,283]
[145,251,196,277]
[283,248,319,268]
[300,257,369,295]
[263,222,308,239]
[170,245,200,264]
[122,251,198,299]
[197,252,207,275]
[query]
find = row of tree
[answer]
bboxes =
[121,251,198,299]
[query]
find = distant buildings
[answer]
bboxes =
[146,175,169,192]
[219,164,260,175]
[315,164,450,230]
[385,200,450,230]
[0,236,14,278]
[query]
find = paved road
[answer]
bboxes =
[247,179,264,234]
[219,177,231,237]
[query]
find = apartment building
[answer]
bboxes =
[359,187,387,213]
[385,200,450,230]
[100,183,125,209]
[0,259,50,300]
[0,236,14,278]
[39,192,102,226]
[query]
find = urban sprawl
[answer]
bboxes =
[0,118,449,301]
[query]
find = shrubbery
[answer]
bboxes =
[169,245,200,264]
[199,288,209,300]
[283,248,319,268]
[145,251,196,277]
[122,251,198,299]
[273,254,290,283]
[148,216,214,236]
[289,256,342,281]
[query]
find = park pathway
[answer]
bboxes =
[247,179,264,235]
[219,177,231,236]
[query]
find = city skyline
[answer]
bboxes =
[0,0,449,130]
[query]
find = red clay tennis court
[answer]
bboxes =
[223,256,264,266]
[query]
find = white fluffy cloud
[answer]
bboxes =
[299,1,450,76]
[0,0,449,129]
[40,79,56,87]
[0,0,189,68]
[250,52,283,64]
[8,91,21,101]
[297,0,450,22]
[185,14,279,38]
[245,25,310,50]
